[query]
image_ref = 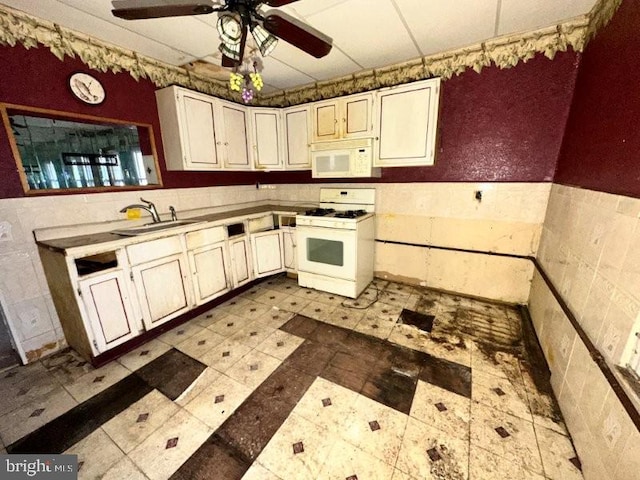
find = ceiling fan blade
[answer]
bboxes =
[238,26,248,66]
[112,0,217,20]
[263,12,332,58]
[263,0,300,6]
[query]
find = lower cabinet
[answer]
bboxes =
[282,228,297,273]
[229,236,253,288]
[131,253,192,330]
[78,270,140,352]
[251,230,284,278]
[188,241,230,305]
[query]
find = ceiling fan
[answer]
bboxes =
[111,0,333,67]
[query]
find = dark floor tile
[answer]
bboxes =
[340,331,389,361]
[281,340,335,376]
[398,308,435,332]
[216,363,315,462]
[419,356,472,399]
[8,374,152,454]
[308,322,351,349]
[135,349,206,400]
[280,315,321,338]
[362,368,418,415]
[170,434,250,480]
[321,351,372,393]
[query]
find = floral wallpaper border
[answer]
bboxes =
[0,0,622,107]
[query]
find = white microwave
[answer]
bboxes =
[311,138,381,178]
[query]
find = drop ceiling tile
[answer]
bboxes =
[259,57,316,90]
[3,0,195,64]
[395,0,498,56]
[306,0,420,69]
[270,42,361,82]
[56,0,220,59]
[280,0,351,18]
[498,0,597,35]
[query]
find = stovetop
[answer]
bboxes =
[302,208,369,219]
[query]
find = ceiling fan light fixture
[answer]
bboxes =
[217,14,242,45]
[251,23,278,57]
[219,41,241,61]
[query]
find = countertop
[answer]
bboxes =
[37,204,308,254]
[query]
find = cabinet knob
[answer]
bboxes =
[225,142,229,146]
[216,141,221,145]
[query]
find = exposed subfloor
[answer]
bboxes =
[0,276,584,480]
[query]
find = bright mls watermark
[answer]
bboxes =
[0,455,77,479]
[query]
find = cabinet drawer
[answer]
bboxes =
[127,236,183,265]
[186,226,225,250]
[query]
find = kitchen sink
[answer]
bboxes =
[112,220,202,236]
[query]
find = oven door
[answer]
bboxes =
[297,225,357,280]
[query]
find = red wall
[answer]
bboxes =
[0,43,579,199]
[555,0,640,198]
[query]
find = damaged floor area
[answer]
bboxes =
[0,276,583,480]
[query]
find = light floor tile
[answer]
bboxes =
[314,291,347,307]
[156,322,204,347]
[410,380,471,441]
[324,306,366,329]
[254,289,292,307]
[63,361,131,403]
[174,367,222,407]
[469,444,545,480]
[102,390,180,454]
[128,409,212,480]
[396,417,469,480]
[470,402,543,475]
[292,377,359,433]
[469,341,522,380]
[276,296,312,314]
[472,369,532,421]
[232,300,271,321]
[117,339,171,372]
[317,437,395,480]
[256,413,333,480]
[534,424,584,480]
[299,301,336,322]
[225,349,282,389]
[207,314,256,337]
[341,394,408,466]
[353,316,395,340]
[64,428,124,480]
[184,373,252,430]
[101,455,148,480]
[200,338,252,373]
[241,462,283,480]
[228,322,275,349]
[191,307,232,328]
[255,329,305,361]
[0,386,77,445]
[175,328,226,361]
[252,308,296,330]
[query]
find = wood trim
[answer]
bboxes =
[0,102,164,195]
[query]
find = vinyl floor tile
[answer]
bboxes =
[65,428,124,480]
[101,456,149,480]
[292,377,359,433]
[317,437,395,480]
[224,349,282,390]
[117,338,172,372]
[255,329,305,361]
[170,434,250,480]
[200,338,252,373]
[102,389,180,453]
[410,380,471,441]
[135,349,207,401]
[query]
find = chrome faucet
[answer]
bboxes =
[120,197,161,223]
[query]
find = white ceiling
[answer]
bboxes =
[2,0,597,93]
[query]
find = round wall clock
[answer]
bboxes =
[68,72,106,105]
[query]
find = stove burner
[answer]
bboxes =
[304,208,335,216]
[334,209,368,219]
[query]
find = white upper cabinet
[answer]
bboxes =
[216,101,251,170]
[283,105,311,170]
[374,78,441,167]
[156,87,221,170]
[312,92,374,142]
[251,108,284,170]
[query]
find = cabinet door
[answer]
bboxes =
[344,93,374,138]
[180,91,221,168]
[78,270,139,353]
[218,102,251,169]
[282,228,297,272]
[252,109,283,170]
[312,100,340,142]
[283,106,311,169]
[132,253,192,330]
[251,230,284,278]
[188,242,230,305]
[374,79,440,167]
[229,236,253,287]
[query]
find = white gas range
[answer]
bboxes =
[296,188,375,298]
